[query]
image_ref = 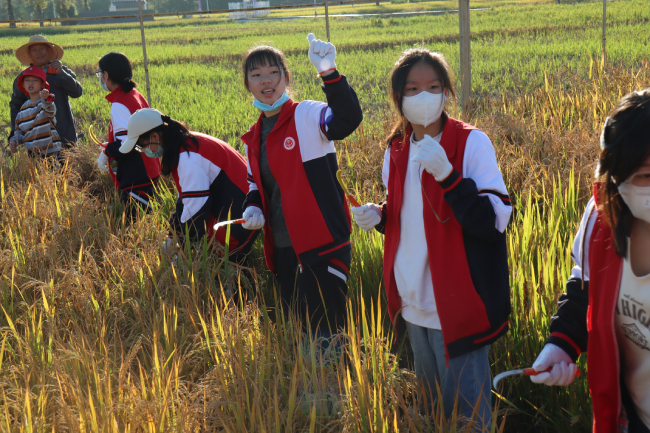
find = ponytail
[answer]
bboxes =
[121,77,137,93]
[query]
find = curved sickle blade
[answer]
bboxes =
[492,369,524,390]
[213,219,245,230]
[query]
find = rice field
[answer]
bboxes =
[0,0,649,431]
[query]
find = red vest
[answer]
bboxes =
[106,88,161,189]
[242,100,351,270]
[384,117,506,359]
[587,184,625,432]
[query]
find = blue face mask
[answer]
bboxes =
[99,75,110,92]
[143,145,164,158]
[252,92,290,112]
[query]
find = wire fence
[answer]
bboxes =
[0,0,388,25]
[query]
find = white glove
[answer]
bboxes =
[97,151,110,173]
[351,203,381,231]
[162,236,175,254]
[242,206,265,230]
[410,134,453,182]
[530,343,578,386]
[307,33,337,74]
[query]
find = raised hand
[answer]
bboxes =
[307,33,337,75]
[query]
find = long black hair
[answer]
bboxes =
[138,115,199,176]
[98,52,138,93]
[597,88,650,257]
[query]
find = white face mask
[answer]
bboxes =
[618,180,650,224]
[401,90,447,127]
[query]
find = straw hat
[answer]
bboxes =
[15,35,64,66]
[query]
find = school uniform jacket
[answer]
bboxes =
[545,185,633,433]
[377,117,512,360]
[169,132,258,253]
[102,87,162,201]
[241,71,363,271]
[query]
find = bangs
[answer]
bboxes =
[245,49,281,73]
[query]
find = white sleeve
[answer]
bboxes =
[462,130,512,233]
[570,198,598,282]
[382,148,390,192]
[176,152,215,223]
[110,102,131,144]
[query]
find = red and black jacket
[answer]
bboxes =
[169,133,259,254]
[241,71,363,271]
[546,185,629,432]
[103,87,161,201]
[378,118,511,360]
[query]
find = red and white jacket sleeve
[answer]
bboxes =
[104,103,131,159]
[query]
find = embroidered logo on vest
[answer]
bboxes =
[284,137,296,150]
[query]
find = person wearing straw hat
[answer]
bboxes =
[9,35,83,149]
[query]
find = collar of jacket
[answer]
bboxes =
[105,86,124,103]
[241,98,299,148]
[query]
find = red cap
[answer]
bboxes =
[17,66,50,96]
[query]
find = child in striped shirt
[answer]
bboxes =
[9,66,61,158]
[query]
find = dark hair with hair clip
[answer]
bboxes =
[137,115,199,176]
[241,45,290,89]
[386,48,456,145]
[597,87,650,257]
[98,52,138,93]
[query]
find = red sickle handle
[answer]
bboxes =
[523,367,581,376]
[347,194,361,208]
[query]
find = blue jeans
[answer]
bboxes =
[405,321,492,431]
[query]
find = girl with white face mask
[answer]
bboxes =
[350,48,512,430]
[531,89,650,433]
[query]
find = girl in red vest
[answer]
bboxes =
[351,48,512,429]
[240,34,363,335]
[532,89,650,433]
[95,52,162,217]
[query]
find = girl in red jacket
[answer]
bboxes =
[95,52,162,217]
[532,88,650,433]
[240,34,363,336]
[351,48,512,429]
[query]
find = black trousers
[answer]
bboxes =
[274,246,350,334]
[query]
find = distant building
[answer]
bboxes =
[109,0,147,12]
[228,0,270,19]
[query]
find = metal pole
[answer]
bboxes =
[137,0,152,106]
[602,0,606,63]
[325,0,330,42]
[314,0,317,17]
[458,0,471,115]
[206,0,210,16]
